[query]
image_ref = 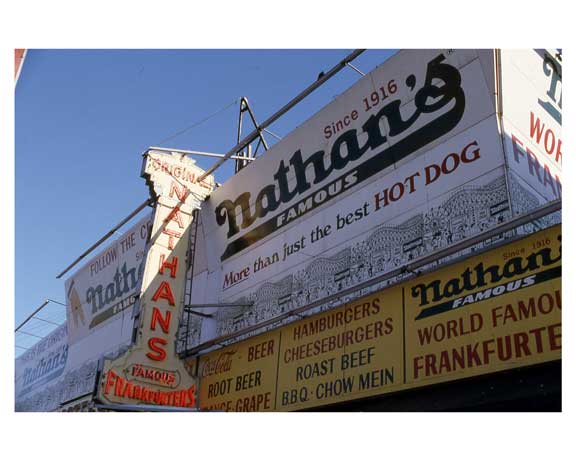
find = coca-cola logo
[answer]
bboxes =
[201,350,236,378]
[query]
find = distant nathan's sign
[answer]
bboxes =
[64,213,153,345]
[198,49,506,339]
[98,151,214,408]
[500,49,562,209]
[15,325,68,404]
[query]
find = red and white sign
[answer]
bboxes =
[64,213,153,346]
[500,49,562,207]
[98,151,214,408]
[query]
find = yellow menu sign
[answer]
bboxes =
[197,332,280,411]
[405,225,561,387]
[276,289,404,411]
[196,225,561,411]
[197,289,404,411]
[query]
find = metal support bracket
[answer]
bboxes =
[235,97,268,173]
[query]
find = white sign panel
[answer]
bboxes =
[193,50,509,339]
[15,325,68,411]
[64,213,153,345]
[500,49,562,207]
[218,116,504,301]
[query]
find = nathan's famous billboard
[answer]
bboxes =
[405,223,561,387]
[64,213,153,346]
[15,324,68,411]
[195,224,561,411]
[500,49,562,214]
[196,49,510,339]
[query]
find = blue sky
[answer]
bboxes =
[15,49,397,342]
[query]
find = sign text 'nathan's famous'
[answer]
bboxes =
[65,214,153,345]
[98,152,214,408]
[407,224,561,384]
[214,53,466,260]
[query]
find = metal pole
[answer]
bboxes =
[183,310,213,319]
[16,331,46,340]
[31,317,62,327]
[346,62,366,76]
[46,299,67,306]
[15,300,49,332]
[197,49,366,181]
[236,98,245,145]
[147,146,249,161]
[235,99,247,173]
[56,198,154,279]
[235,97,266,172]
[243,97,269,151]
[180,199,561,357]
[186,303,254,308]
[263,128,282,140]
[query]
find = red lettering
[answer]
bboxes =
[513,332,531,357]
[511,134,525,162]
[104,370,117,395]
[152,281,175,305]
[122,381,134,398]
[417,327,433,346]
[529,327,546,353]
[529,112,545,143]
[441,152,460,174]
[544,129,556,155]
[164,205,185,229]
[425,163,441,184]
[374,189,389,210]
[159,255,178,278]
[425,354,437,377]
[548,323,562,350]
[146,337,168,361]
[150,307,172,333]
[526,147,542,180]
[404,172,420,193]
[413,357,423,379]
[114,374,126,396]
[529,112,562,166]
[162,228,182,250]
[169,181,190,202]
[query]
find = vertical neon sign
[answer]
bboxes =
[98,151,214,408]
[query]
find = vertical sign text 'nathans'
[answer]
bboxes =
[98,152,214,408]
